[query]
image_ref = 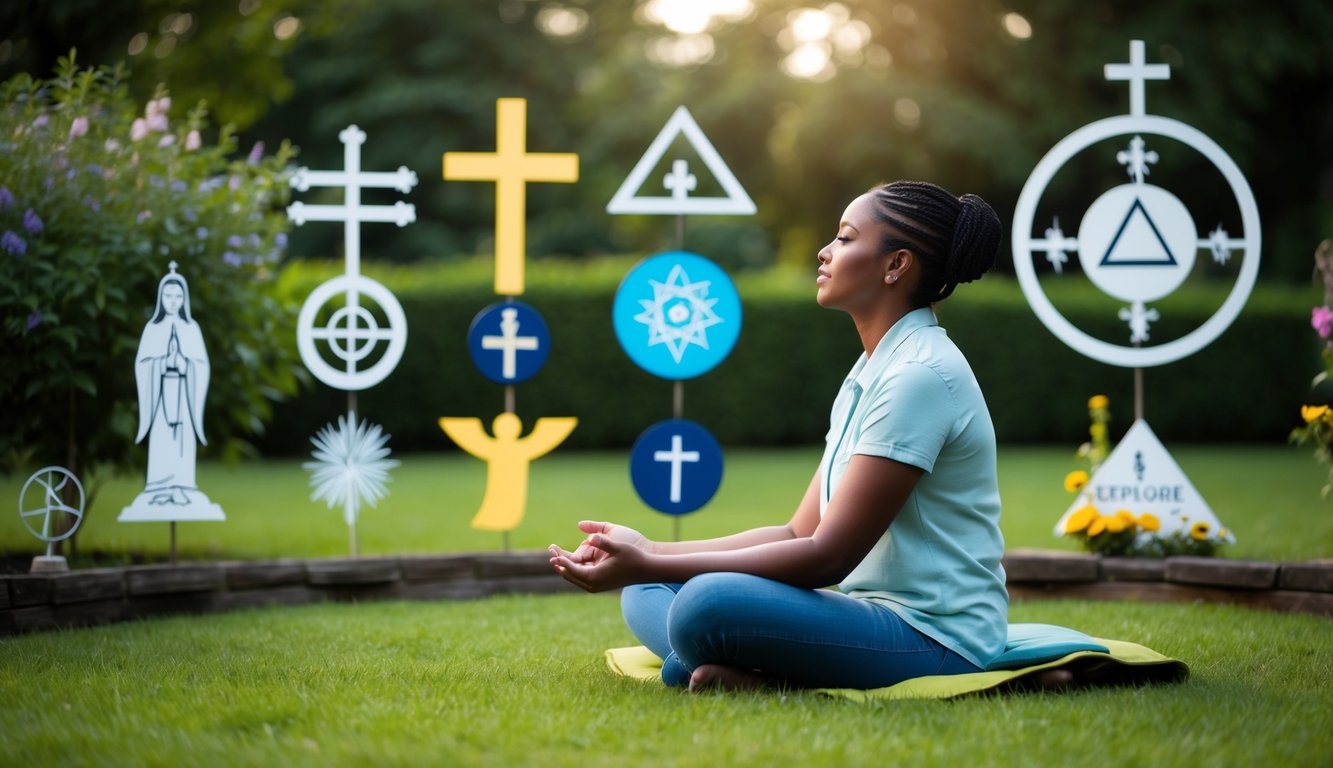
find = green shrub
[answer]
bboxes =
[0,54,304,483]
[260,258,1317,455]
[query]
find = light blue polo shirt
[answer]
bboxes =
[818,307,1007,669]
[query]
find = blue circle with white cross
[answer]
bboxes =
[629,419,723,515]
[467,301,551,384]
[613,251,741,380]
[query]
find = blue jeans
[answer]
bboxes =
[621,573,980,688]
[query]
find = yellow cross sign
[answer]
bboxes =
[443,98,579,296]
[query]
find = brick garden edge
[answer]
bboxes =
[1,549,1330,636]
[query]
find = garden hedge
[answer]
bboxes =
[254,259,1319,455]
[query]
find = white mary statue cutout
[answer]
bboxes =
[119,262,224,522]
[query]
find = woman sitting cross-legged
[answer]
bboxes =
[550,180,1037,692]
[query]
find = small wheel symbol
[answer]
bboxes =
[297,274,408,391]
[19,466,86,543]
[324,304,384,364]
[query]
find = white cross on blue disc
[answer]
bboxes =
[613,251,741,380]
[468,300,551,384]
[629,419,723,515]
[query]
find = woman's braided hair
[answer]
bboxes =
[867,181,1002,307]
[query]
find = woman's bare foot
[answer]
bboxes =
[1034,668,1074,690]
[688,664,768,693]
[999,667,1075,694]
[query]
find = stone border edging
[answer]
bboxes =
[1,549,1330,636]
[0,552,577,636]
[1002,549,1333,617]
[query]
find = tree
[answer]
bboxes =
[8,2,1329,279]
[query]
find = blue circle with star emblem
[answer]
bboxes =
[629,419,724,515]
[612,251,742,380]
[467,300,551,384]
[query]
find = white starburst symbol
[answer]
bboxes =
[633,264,724,363]
[304,414,400,525]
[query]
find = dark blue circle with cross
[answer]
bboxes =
[467,300,551,384]
[629,419,723,515]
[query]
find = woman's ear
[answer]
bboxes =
[885,248,913,283]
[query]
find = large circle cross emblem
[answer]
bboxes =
[1012,114,1261,368]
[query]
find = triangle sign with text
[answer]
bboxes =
[606,105,757,216]
[1054,419,1233,541]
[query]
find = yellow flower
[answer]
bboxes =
[1190,521,1211,541]
[1064,505,1098,534]
[1086,515,1108,536]
[1064,470,1089,493]
[1105,514,1128,533]
[1303,404,1331,423]
[1089,422,1107,440]
[1088,395,1109,410]
[1137,513,1161,532]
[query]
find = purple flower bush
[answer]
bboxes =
[1,52,304,485]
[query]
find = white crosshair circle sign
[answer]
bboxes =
[19,466,85,543]
[297,274,408,391]
[1012,114,1261,368]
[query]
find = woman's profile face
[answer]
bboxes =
[162,283,184,316]
[815,193,892,313]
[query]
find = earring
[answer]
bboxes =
[885,274,898,284]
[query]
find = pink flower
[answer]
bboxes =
[131,118,148,141]
[68,116,89,138]
[185,130,201,151]
[1313,307,1333,339]
[158,134,175,148]
[143,98,170,132]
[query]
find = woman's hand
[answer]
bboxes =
[548,520,653,566]
[548,533,652,593]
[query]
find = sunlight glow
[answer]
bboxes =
[273,15,301,41]
[640,0,753,35]
[782,42,833,81]
[1002,12,1032,40]
[832,20,871,54]
[646,33,716,66]
[536,6,589,37]
[894,97,921,129]
[777,4,871,81]
[789,9,833,43]
[160,13,193,36]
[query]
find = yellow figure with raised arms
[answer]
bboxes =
[439,413,577,531]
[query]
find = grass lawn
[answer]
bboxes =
[3,446,1330,765]
[1,595,1329,767]
[2,444,1330,562]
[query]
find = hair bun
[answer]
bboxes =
[946,194,1001,285]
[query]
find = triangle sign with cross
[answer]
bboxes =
[606,105,757,216]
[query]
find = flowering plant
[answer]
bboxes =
[1059,395,1227,557]
[1291,239,1333,496]
[0,53,304,528]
